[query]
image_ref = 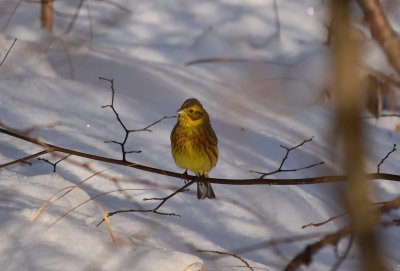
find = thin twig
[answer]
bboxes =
[0,150,50,168]
[99,77,174,160]
[377,144,396,173]
[128,115,176,132]
[250,162,324,177]
[38,154,71,172]
[64,0,85,34]
[198,250,255,271]
[2,1,23,31]
[250,137,324,178]
[302,212,348,229]
[99,76,138,160]
[302,200,394,229]
[97,180,196,226]
[0,38,17,66]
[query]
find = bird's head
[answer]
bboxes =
[177,98,210,127]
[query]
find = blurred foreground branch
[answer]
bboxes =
[333,0,383,270]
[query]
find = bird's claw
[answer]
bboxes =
[181,170,189,184]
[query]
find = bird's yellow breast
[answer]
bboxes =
[171,126,217,175]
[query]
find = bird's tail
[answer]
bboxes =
[197,174,216,200]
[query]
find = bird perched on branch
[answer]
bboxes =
[171,98,218,199]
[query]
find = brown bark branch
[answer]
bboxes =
[358,0,400,76]
[41,0,53,32]
[2,127,400,185]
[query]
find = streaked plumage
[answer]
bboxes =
[171,98,218,199]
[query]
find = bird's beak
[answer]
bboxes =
[177,109,185,115]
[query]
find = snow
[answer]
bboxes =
[1,1,400,271]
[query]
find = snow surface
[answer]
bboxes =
[1,1,400,270]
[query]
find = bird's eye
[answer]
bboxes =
[188,109,194,113]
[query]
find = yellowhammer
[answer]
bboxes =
[171,98,218,199]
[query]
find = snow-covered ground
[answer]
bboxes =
[1,1,400,270]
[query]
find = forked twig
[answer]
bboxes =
[99,76,174,161]
[38,154,71,172]
[97,180,196,225]
[250,137,324,178]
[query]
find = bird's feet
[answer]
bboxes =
[181,170,189,184]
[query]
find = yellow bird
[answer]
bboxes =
[171,98,218,199]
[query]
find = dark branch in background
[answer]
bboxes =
[284,224,352,271]
[0,38,17,66]
[284,195,400,271]
[250,137,324,178]
[377,144,396,173]
[38,154,71,172]
[96,180,195,225]
[198,250,256,271]
[99,77,175,161]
